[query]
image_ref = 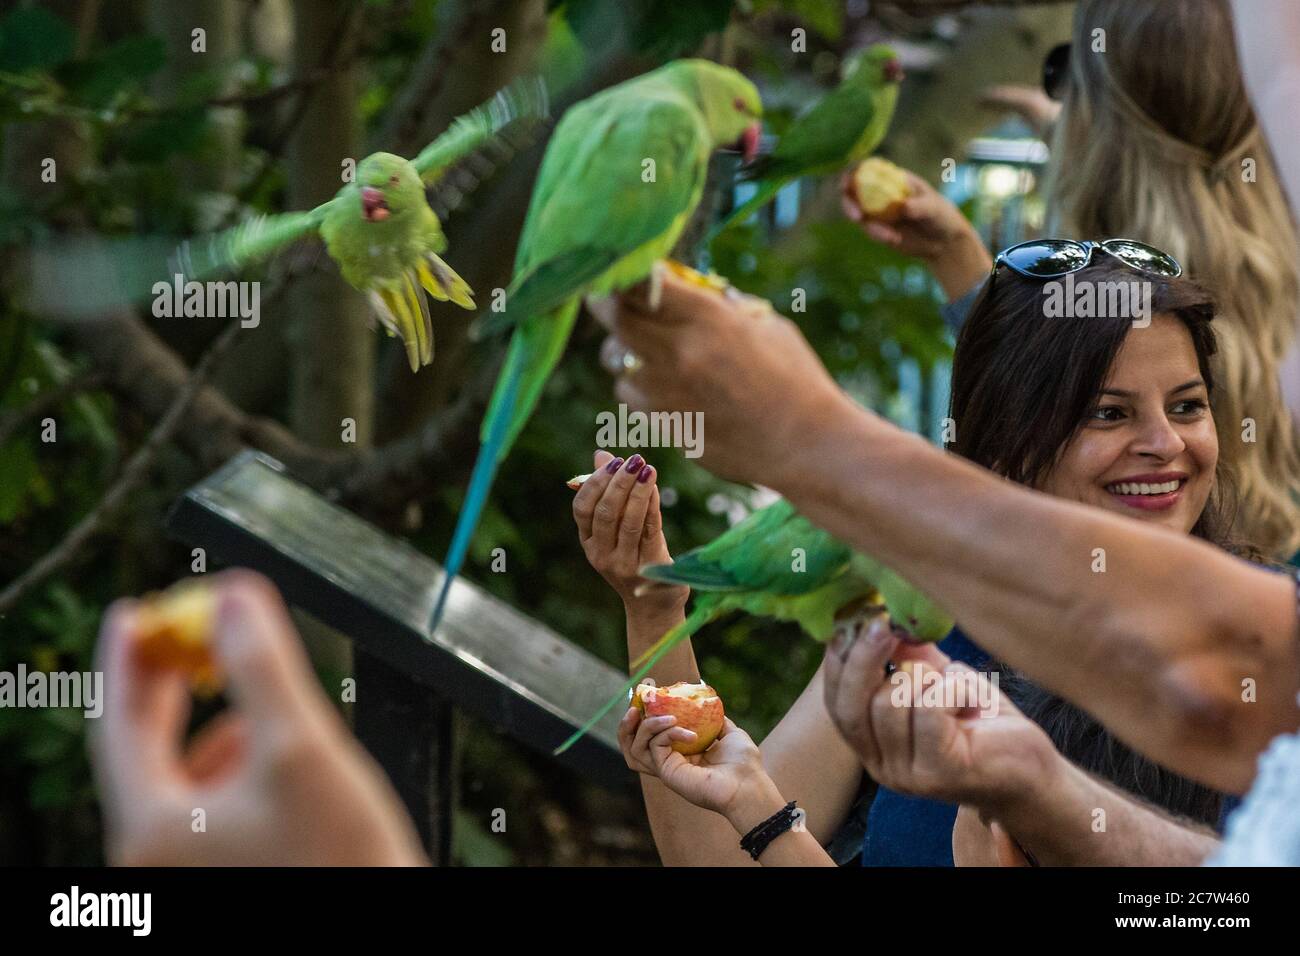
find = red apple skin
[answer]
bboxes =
[632,681,725,755]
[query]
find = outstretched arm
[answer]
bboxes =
[593,274,1300,795]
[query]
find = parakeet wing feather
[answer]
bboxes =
[173,204,329,281]
[411,75,549,184]
[741,79,879,183]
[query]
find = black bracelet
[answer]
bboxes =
[739,801,800,860]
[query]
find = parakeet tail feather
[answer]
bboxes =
[428,340,525,633]
[705,178,788,244]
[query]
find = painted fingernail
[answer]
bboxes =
[606,457,624,474]
[637,464,654,483]
[625,454,644,473]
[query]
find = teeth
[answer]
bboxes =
[1108,480,1181,496]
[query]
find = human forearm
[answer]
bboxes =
[926,224,991,303]
[722,773,836,866]
[625,604,756,865]
[771,394,1300,792]
[986,753,1219,866]
[759,662,863,845]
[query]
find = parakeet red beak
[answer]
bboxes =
[361,186,390,222]
[738,122,761,164]
[884,59,904,84]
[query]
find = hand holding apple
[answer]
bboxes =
[632,680,725,754]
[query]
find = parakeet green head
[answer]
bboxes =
[843,44,905,86]
[662,59,763,162]
[355,152,424,222]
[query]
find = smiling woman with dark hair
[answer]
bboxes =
[575,241,1257,867]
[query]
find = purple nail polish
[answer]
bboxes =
[625,454,644,473]
[606,457,624,474]
[637,464,654,483]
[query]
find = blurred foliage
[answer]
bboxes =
[0,0,956,865]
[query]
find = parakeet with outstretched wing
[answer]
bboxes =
[706,44,903,241]
[554,497,952,754]
[429,59,762,630]
[173,76,549,371]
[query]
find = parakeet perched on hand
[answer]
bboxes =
[707,44,903,241]
[175,77,548,371]
[555,497,952,754]
[429,59,762,631]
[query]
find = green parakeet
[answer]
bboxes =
[176,77,548,372]
[429,59,763,630]
[554,497,952,754]
[706,44,903,241]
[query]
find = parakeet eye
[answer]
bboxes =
[733,96,746,112]
[389,174,400,185]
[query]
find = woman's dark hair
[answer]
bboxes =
[951,258,1228,828]
[950,258,1238,546]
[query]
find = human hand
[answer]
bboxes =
[618,690,769,821]
[586,269,851,489]
[979,83,1062,139]
[822,614,1057,810]
[572,449,687,616]
[841,168,991,299]
[89,571,427,866]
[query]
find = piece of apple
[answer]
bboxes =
[849,157,912,223]
[132,580,222,694]
[632,680,725,755]
[663,259,732,294]
[566,472,593,490]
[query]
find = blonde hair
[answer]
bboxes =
[1048,0,1300,557]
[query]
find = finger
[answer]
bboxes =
[891,641,951,669]
[211,571,328,738]
[610,271,717,353]
[642,484,664,544]
[584,294,617,331]
[616,461,656,562]
[592,449,616,470]
[90,599,190,806]
[829,617,899,765]
[591,453,645,553]
[863,221,902,246]
[573,452,623,542]
[840,191,864,223]
[183,711,251,784]
[618,706,654,774]
[632,714,678,768]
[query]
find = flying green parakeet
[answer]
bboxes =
[176,77,548,372]
[428,59,763,631]
[706,44,903,241]
[554,497,952,754]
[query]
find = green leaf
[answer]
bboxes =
[0,7,76,73]
[119,105,210,161]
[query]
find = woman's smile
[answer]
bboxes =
[1103,472,1188,512]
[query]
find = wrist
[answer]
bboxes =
[722,769,787,835]
[926,224,991,302]
[977,730,1066,822]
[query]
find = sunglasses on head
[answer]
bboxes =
[1043,42,1070,101]
[993,238,1183,280]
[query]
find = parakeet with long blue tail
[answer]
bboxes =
[555,497,952,754]
[429,59,762,631]
[706,44,903,241]
[173,77,548,371]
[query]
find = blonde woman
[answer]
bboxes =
[860,0,1300,557]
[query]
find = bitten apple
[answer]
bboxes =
[849,157,912,223]
[132,579,222,693]
[632,681,725,755]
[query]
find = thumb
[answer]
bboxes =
[212,571,327,734]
